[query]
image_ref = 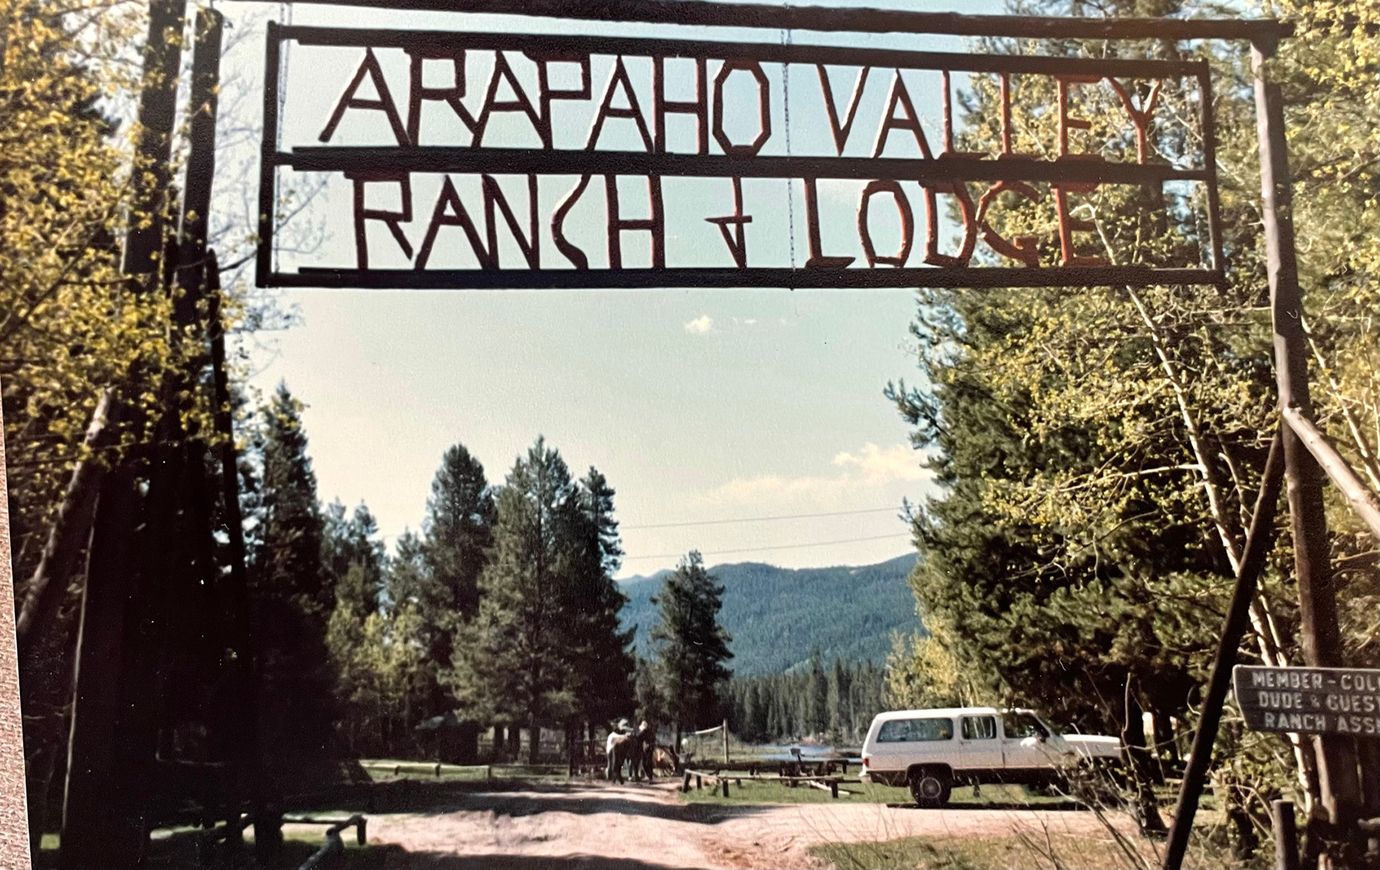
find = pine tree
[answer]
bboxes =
[249,383,335,757]
[380,531,437,737]
[447,437,583,762]
[568,468,636,731]
[324,501,387,752]
[423,444,495,620]
[256,384,331,618]
[651,551,733,741]
[827,659,846,741]
[420,444,495,760]
[635,656,668,729]
[323,501,385,618]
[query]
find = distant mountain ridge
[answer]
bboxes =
[618,553,919,675]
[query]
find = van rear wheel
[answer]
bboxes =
[908,768,952,808]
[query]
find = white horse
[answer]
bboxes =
[605,729,634,783]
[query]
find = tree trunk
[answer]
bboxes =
[16,390,114,652]
[492,725,504,760]
[1122,681,1166,835]
[456,721,478,764]
[1152,709,1178,765]
[507,724,520,758]
[528,719,540,765]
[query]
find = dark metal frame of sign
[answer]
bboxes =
[255,25,1226,291]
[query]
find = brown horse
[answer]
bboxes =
[652,745,680,775]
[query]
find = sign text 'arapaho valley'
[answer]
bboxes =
[257,25,1225,290]
[1233,666,1380,737]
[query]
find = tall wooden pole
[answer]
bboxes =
[1163,432,1285,870]
[61,1,187,866]
[1251,36,1364,865]
[0,380,33,868]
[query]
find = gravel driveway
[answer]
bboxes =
[341,780,1127,869]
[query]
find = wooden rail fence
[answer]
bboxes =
[681,766,862,799]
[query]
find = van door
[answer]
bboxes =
[1000,710,1054,772]
[957,714,1003,776]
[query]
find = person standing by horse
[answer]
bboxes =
[634,720,656,782]
[605,719,634,783]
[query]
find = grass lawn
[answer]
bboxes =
[679,777,1077,808]
[811,831,1158,870]
[811,827,1265,870]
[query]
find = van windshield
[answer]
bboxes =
[876,717,954,743]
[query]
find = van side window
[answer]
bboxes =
[961,715,997,740]
[1001,711,1050,739]
[877,717,954,743]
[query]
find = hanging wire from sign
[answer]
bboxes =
[780,7,797,288]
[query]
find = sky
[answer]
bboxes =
[214,0,1004,578]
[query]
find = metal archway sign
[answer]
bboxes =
[255,17,1228,290]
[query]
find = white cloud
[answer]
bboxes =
[831,442,928,482]
[684,314,714,334]
[699,442,931,508]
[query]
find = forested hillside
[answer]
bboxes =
[619,554,918,674]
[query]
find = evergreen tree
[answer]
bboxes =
[256,384,331,617]
[323,501,385,618]
[324,501,387,752]
[569,468,637,730]
[651,551,733,740]
[420,444,495,760]
[249,383,335,757]
[634,656,668,729]
[422,444,495,620]
[385,530,432,611]
[447,437,584,762]
[827,659,846,741]
[380,531,438,739]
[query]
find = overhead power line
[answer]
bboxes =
[623,532,911,561]
[622,506,899,530]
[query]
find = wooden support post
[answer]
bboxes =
[1274,800,1301,870]
[721,779,729,798]
[61,2,188,867]
[1164,430,1285,870]
[0,380,32,869]
[1252,37,1365,861]
[61,470,144,866]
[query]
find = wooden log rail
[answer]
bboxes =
[292,814,367,870]
[1282,406,1380,540]
[681,767,862,798]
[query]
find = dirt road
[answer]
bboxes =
[349,780,1127,869]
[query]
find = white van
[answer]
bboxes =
[860,706,1122,807]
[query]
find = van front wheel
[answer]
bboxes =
[908,768,952,808]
